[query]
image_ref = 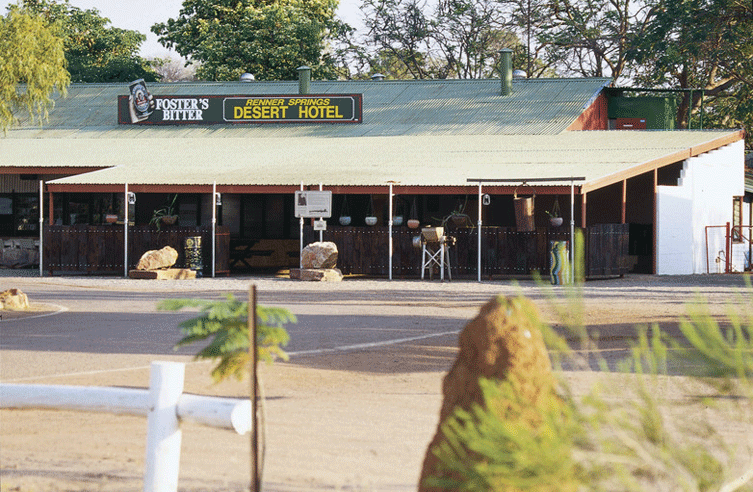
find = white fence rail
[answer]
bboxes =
[0,361,251,492]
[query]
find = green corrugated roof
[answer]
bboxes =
[4,78,744,194]
[5,77,610,138]
[30,131,739,189]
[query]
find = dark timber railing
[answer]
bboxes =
[305,223,629,279]
[43,225,230,275]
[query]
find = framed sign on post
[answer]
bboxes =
[294,191,332,218]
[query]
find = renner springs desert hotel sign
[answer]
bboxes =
[119,80,362,125]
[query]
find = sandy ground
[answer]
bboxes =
[1,273,752,491]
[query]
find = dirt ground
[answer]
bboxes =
[1,274,752,491]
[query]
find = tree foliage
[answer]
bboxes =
[532,0,659,81]
[357,0,518,79]
[21,0,157,83]
[148,57,198,82]
[628,0,753,135]
[152,0,342,81]
[425,280,753,491]
[159,294,296,382]
[0,5,69,133]
[348,0,752,144]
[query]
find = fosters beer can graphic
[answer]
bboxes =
[128,79,153,122]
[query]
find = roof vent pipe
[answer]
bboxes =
[499,48,513,96]
[371,73,385,81]
[298,66,311,95]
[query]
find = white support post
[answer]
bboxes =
[570,179,575,283]
[440,241,445,281]
[212,181,217,278]
[299,182,304,269]
[124,183,129,278]
[319,183,324,243]
[39,180,43,277]
[144,361,185,492]
[388,183,393,280]
[477,183,482,282]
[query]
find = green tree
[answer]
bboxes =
[0,5,69,133]
[360,0,519,79]
[534,0,659,81]
[152,0,340,81]
[159,294,296,382]
[434,0,511,78]
[360,0,437,78]
[628,0,753,140]
[22,0,157,83]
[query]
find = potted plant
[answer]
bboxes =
[365,195,377,226]
[150,194,178,231]
[546,198,563,227]
[392,197,404,226]
[407,197,420,229]
[339,195,351,226]
[439,197,473,228]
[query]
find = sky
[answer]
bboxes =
[1,0,364,59]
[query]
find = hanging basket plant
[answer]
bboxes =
[365,195,377,226]
[392,197,404,226]
[547,197,562,227]
[339,195,351,226]
[407,197,420,229]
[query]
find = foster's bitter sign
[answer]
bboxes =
[119,88,362,125]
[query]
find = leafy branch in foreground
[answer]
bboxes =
[158,294,296,382]
[427,261,752,490]
[426,376,584,492]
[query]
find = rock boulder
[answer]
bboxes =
[136,246,178,271]
[300,241,338,269]
[0,288,30,310]
[418,295,559,491]
[289,268,343,282]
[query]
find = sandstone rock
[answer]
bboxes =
[129,268,196,280]
[418,295,558,492]
[0,288,30,310]
[289,268,343,282]
[300,242,338,269]
[1,248,29,268]
[136,246,179,271]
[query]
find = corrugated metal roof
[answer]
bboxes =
[28,130,739,189]
[5,78,610,138]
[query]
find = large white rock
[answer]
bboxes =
[0,288,30,310]
[300,242,338,269]
[136,246,179,271]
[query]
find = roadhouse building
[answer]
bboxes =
[1,58,748,277]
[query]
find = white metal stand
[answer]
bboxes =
[421,240,452,281]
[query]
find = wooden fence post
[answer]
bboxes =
[144,361,185,492]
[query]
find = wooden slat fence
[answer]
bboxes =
[44,225,230,275]
[305,224,629,279]
[585,223,630,278]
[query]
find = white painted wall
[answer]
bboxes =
[656,139,745,274]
